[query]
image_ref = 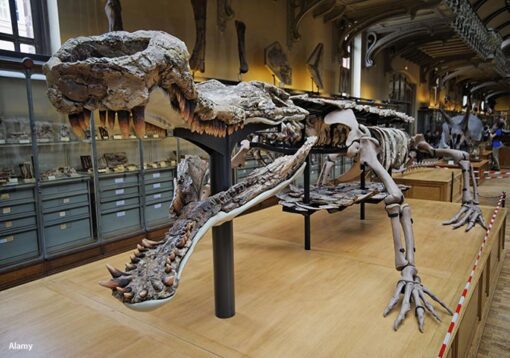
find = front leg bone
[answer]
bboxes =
[358,137,452,331]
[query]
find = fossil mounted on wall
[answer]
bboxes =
[264,42,292,86]
[217,0,234,32]
[105,0,123,32]
[307,43,324,90]
[189,0,207,72]
[235,20,248,74]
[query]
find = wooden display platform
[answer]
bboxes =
[393,168,462,202]
[499,146,510,169]
[435,159,489,185]
[0,200,506,357]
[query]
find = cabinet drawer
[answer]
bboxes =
[42,194,89,211]
[0,202,35,218]
[144,170,173,184]
[145,190,173,205]
[0,215,36,232]
[145,181,173,194]
[41,182,88,198]
[99,174,139,191]
[100,186,139,201]
[44,218,93,252]
[101,197,140,212]
[101,208,141,237]
[43,206,90,225]
[0,230,38,265]
[0,188,34,204]
[145,200,171,225]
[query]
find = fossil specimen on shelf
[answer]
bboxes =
[44,31,307,139]
[307,43,324,89]
[100,137,316,309]
[235,20,249,74]
[189,0,207,73]
[264,42,292,86]
[103,152,128,168]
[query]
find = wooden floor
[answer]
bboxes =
[0,198,506,357]
[477,179,510,358]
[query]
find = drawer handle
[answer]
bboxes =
[115,178,125,184]
[153,194,162,199]
[1,193,10,200]
[63,198,70,204]
[116,200,125,206]
[0,235,14,244]
[153,183,161,189]
[2,207,11,214]
[115,189,125,195]
[59,211,66,217]
[152,173,161,179]
[60,223,71,230]
[4,221,12,228]
[117,211,126,217]
[154,203,162,209]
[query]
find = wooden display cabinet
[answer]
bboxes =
[393,168,462,202]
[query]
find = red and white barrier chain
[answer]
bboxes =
[437,192,506,358]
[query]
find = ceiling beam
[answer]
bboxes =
[496,20,510,32]
[482,7,508,25]
[472,0,489,11]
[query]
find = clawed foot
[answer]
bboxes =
[443,202,487,231]
[383,266,453,332]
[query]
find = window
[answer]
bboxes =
[0,0,50,56]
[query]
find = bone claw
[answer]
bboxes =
[131,106,145,138]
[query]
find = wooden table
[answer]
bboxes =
[0,200,506,358]
[435,159,489,185]
[499,146,510,169]
[393,168,462,202]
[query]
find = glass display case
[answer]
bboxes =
[0,63,210,270]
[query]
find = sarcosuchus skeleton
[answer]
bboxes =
[43,30,487,332]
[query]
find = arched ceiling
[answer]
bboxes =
[470,0,510,40]
[287,0,509,93]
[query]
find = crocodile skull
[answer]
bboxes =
[44,30,307,139]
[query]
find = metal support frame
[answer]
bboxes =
[360,163,366,220]
[22,57,46,261]
[304,155,311,250]
[174,123,268,319]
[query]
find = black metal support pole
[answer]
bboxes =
[360,163,366,220]
[173,124,269,319]
[210,150,235,318]
[304,155,311,250]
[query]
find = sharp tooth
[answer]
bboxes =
[123,292,134,300]
[68,113,85,139]
[125,263,136,271]
[130,255,139,263]
[151,280,164,292]
[131,106,145,138]
[137,244,147,252]
[139,289,148,299]
[105,264,127,278]
[169,251,176,261]
[142,239,160,247]
[99,110,107,127]
[107,111,116,130]
[98,279,119,289]
[134,250,144,258]
[162,275,175,286]
[165,264,172,273]
[117,110,130,138]
[82,109,91,130]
